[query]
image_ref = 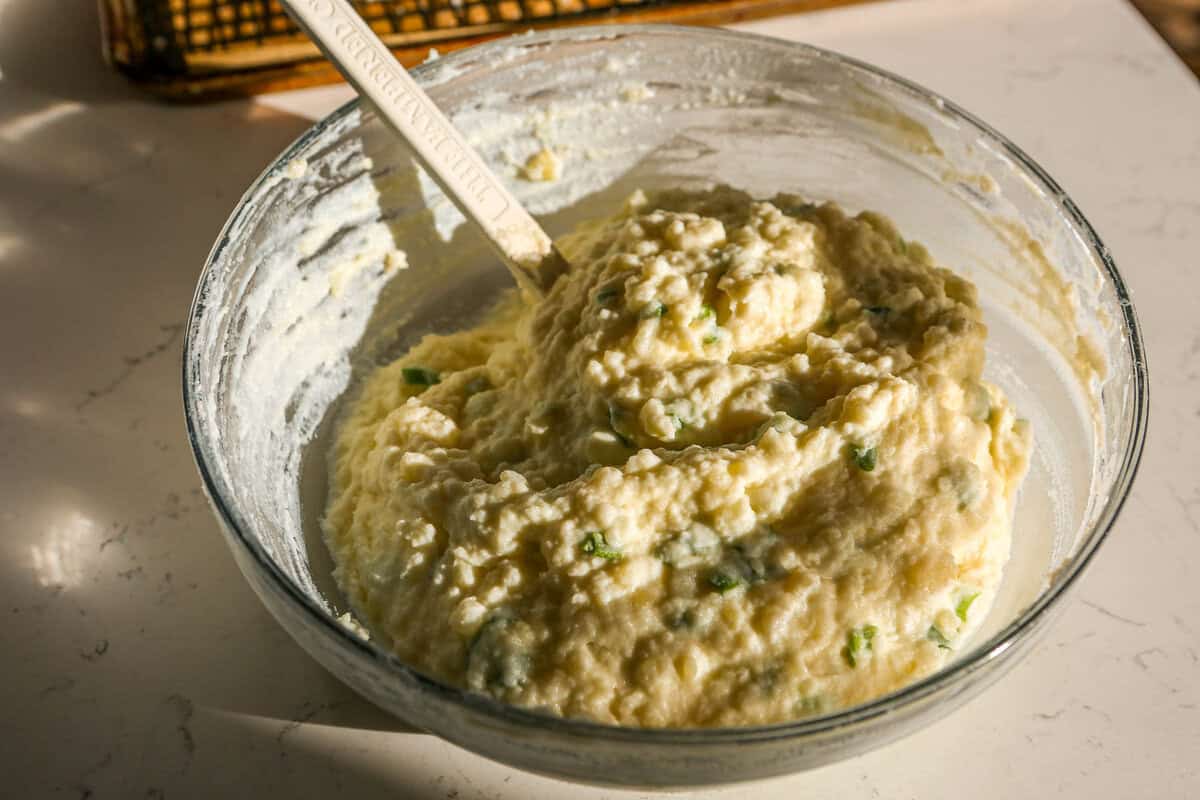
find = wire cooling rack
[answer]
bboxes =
[99,0,877,99]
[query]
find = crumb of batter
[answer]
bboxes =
[323,186,1031,728]
[519,148,562,182]
[284,158,307,180]
[337,612,371,641]
[384,250,409,274]
[620,82,655,103]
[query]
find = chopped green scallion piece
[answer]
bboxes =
[956,592,981,622]
[608,404,634,448]
[865,306,892,315]
[401,366,440,387]
[697,304,721,345]
[642,302,668,319]
[842,624,878,667]
[851,445,877,472]
[708,571,740,594]
[927,625,952,650]
[595,285,620,305]
[580,531,622,561]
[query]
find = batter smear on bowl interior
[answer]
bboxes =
[323,186,1031,727]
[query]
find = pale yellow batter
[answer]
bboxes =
[323,187,1031,727]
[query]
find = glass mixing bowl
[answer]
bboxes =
[183,25,1147,787]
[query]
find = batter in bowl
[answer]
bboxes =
[323,186,1031,727]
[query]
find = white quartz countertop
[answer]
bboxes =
[2,0,1197,796]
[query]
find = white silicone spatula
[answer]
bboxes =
[281,0,568,296]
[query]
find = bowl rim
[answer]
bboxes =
[182,23,1149,745]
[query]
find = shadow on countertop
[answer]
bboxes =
[0,1,501,798]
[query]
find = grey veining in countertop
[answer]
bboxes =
[1,0,1197,797]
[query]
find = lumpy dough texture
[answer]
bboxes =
[323,187,1031,727]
